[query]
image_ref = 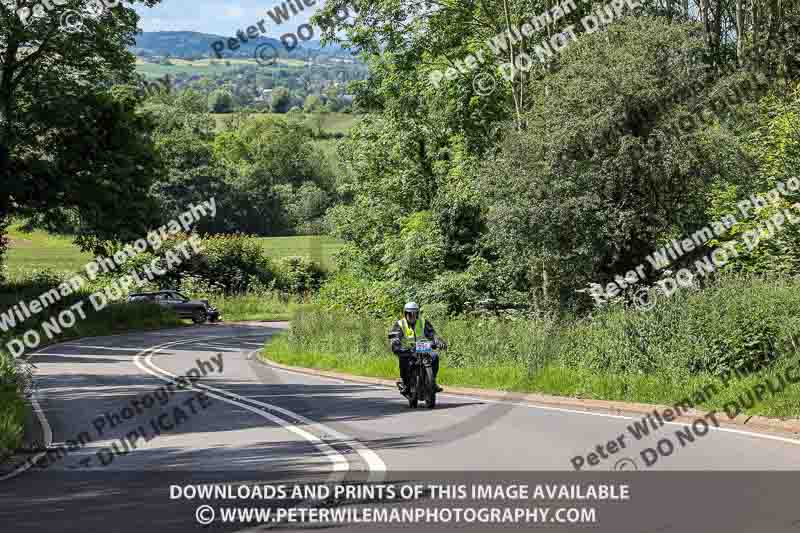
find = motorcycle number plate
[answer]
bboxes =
[415,341,433,352]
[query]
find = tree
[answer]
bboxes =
[304,94,323,112]
[207,89,235,113]
[209,115,334,235]
[0,1,165,254]
[271,88,292,113]
[480,18,756,311]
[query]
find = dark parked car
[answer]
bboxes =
[127,290,221,324]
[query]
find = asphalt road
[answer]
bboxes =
[3,323,800,532]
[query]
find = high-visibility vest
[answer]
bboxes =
[399,317,427,348]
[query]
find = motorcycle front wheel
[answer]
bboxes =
[424,365,436,408]
[408,368,420,408]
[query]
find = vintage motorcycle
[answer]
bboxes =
[388,332,438,409]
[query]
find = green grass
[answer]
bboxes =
[215,293,312,322]
[135,58,338,78]
[264,336,800,419]
[211,112,358,135]
[4,224,342,276]
[135,58,259,78]
[256,235,342,271]
[4,223,93,277]
[261,301,800,420]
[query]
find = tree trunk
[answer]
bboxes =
[752,0,760,70]
[736,0,745,65]
[501,0,522,131]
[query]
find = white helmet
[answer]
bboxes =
[403,302,419,314]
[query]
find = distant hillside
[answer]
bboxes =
[129,31,350,61]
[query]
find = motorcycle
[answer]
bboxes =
[402,341,438,409]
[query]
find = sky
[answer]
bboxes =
[133,0,327,38]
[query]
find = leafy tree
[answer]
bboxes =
[480,18,757,312]
[707,81,800,275]
[0,0,165,255]
[271,88,292,113]
[207,89,235,113]
[304,95,323,112]
[209,116,334,235]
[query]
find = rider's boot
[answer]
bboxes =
[397,381,409,397]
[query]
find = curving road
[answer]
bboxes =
[3,323,800,532]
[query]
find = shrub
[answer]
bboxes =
[274,256,325,295]
[299,274,800,381]
[284,308,563,378]
[560,275,800,378]
[315,274,405,318]
[103,234,276,295]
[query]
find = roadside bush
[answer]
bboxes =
[0,353,28,456]
[288,307,389,356]
[274,256,325,295]
[560,275,800,378]
[103,234,277,295]
[180,234,275,293]
[315,274,406,318]
[284,308,564,375]
[291,275,800,382]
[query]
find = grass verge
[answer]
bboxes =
[264,336,800,419]
[262,280,800,421]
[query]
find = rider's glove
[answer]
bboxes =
[435,339,448,350]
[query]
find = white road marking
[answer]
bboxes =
[0,357,53,481]
[51,345,153,352]
[133,335,349,473]
[141,337,386,481]
[202,344,240,350]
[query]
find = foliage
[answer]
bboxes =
[146,105,337,236]
[283,274,800,398]
[207,89,235,113]
[271,88,292,113]
[0,0,165,255]
[274,256,326,295]
[480,18,750,313]
[706,81,800,275]
[106,233,276,295]
[315,273,405,319]
[561,275,800,379]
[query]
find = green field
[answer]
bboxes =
[136,57,346,79]
[4,225,93,276]
[257,235,343,270]
[135,57,307,78]
[4,224,342,277]
[211,112,358,134]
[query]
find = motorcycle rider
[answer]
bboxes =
[389,302,447,396]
